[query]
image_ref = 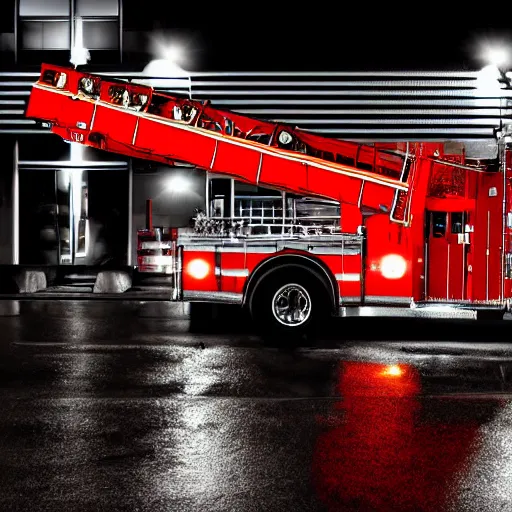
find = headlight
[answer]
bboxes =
[380,254,407,279]
[186,259,210,279]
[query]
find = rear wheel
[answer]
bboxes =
[250,268,330,343]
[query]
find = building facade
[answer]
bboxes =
[1,0,510,274]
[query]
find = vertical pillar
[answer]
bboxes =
[69,170,75,265]
[13,0,18,64]
[118,0,123,64]
[205,172,209,216]
[12,140,19,264]
[281,191,286,235]
[146,199,153,230]
[127,161,133,266]
[230,178,235,220]
[70,0,75,54]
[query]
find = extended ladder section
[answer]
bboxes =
[26,63,416,224]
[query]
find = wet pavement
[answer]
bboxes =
[1,301,512,511]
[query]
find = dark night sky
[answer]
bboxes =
[123,3,512,73]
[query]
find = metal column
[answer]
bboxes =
[127,161,133,266]
[12,140,19,264]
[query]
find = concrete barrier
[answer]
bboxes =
[93,270,132,293]
[0,300,20,316]
[14,270,47,293]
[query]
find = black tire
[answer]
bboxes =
[249,267,331,343]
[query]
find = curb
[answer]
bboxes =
[0,293,175,301]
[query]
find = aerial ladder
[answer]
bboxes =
[25,64,512,339]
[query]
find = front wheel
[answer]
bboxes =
[250,269,329,343]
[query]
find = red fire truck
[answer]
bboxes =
[25,63,512,338]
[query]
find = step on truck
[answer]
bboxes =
[25,63,512,339]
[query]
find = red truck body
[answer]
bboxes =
[25,63,512,337]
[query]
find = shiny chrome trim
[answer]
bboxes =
[90,100,98,131]
[218,268,249,277]
[428,157,488,173]
[181,244,277,254]
[132,117,139,145]
[309,246,360,255]
[183,290,243,304]
[339,296,361,304]
[412,300,506,310]
[177,241,361,256]
[339,306,478,318]
[272,283,311,327]
[210,139,218,168]
[335,273,360,281]
[357,182,364,208]
[365,295,412,305]
[256,153,263,183]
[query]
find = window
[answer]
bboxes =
[19,0,70,16]
[76,0,119,16]
[451,212,463,234]
[234,182,282,223]
[21,21,70,49]
[432,212,447,238]
[19,0,70,53]
[17,0,120,57]
[83,19,119,49]
[234,183,280,196]
[209,179,231,218]
[0,1,15,32]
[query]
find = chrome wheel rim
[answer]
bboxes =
[272,283,311,327]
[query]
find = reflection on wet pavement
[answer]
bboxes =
[0,301,512,511]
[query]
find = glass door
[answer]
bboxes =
[56,168,88,265]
